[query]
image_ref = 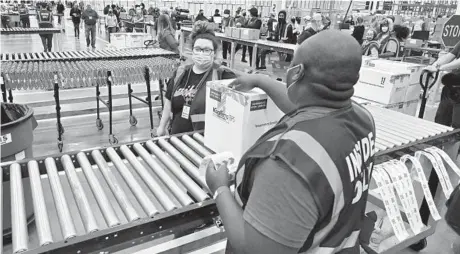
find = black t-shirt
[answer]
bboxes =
[165,69,207,134]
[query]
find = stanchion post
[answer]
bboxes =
[53,72,63,152]
[107,71,113,137]
[144,66,155,137]
[128,83,133,118]
[96,84,100,121]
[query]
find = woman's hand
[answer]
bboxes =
[156,126,168,136]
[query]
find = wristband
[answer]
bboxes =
[213,186,229,200]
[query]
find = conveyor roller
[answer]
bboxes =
[0,28,61,35]
[0,133,213,254]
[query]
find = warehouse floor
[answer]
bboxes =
[1,14,459,254]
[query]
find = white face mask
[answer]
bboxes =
[223,14,229,18]
[381,26,389,33]
[192,53,213,70]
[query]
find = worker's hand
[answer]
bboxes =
[156,126,168,136]
[206,161,231,195]
[227,73,260,92]
[424,65,438,73]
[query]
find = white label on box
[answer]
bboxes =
[15,150,25,160]
[0,133,12,145]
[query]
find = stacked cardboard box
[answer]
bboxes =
[355,59,427,117]
[224,27,260,40]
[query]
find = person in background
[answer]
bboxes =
[111,4,120,24]
[290,16,298,44]
[37,3,54,52]
[106,8,118,42]
[120,6,126,13]
[297,13,324,44]
[128,5,136,17]
[234,9,245,27]
[57,0,65,25]
[221,9,234,63]
[373,19,391,53]
[79,1,84,12]
[132,6,144,32]
[294,16,302,34]
[384,24,410,57]
[424,40,460,128]
[19,3,30,28]
[245,7,262,67]
[195,9,208,22]
[70,3,81,38]
[157,14,179,54]
[352,16,365,45]
[103,4,110,15]
[157,21,236,136]
[81,4,99,49]
[274,10,295,62]
[206,30,375,254]
[140,3,147,15]
[148,4,155,15]
[361,29,379,57]
[267,12,276,38]
[211,9,221,23]
[344,15,354,26]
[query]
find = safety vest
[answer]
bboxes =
[236,103,376,253]
[170,64,227,131]
[37,9,53,28]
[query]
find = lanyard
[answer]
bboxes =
[182,68,211,105]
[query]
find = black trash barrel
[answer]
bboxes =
[1,103,37,240]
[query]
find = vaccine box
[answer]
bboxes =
[362,59,425,101]
[204,79,283,164]
[240,28,260,40]
[231,27,241,38]
[356,67,410,105]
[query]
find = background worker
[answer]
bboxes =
[82,4,99,49]
[37,3,54,52]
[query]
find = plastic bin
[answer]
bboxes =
[1,103,37,240]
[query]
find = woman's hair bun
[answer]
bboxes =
[191,21,216,41]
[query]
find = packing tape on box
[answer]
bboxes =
[207,81,249,109]
[373,166,409,241]
[415,151,453,198]
[400,155,442,221]
[385,160,424,234]
[198,152,237,177]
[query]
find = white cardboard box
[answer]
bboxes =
[204,80,283,164]
[353,96,420,116]
[356,67,410,105]
[362,59,425,101]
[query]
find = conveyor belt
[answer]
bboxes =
[0,107,459,254]
[1,57,179,90]
[0,28,62,35]
[0,133,214,254]
[0,48,178,62]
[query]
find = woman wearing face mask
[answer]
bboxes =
[362,29,379,57]
[372,19,391,56]
[157,22,236,136]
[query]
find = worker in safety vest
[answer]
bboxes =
[37,3,54,52]
[19,3,30,28]
[206,30,376,254]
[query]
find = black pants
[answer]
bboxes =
[435,77,460,129]
[107,27,117,42]
[73,22,80,37]
[236,44,247,61]
[57,14,62,24]
[20,18,30,28]
[222,41,231,60]
[39,34,53,52]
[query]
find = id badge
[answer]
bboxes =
[89,16,93,20]
[182,105,190,119]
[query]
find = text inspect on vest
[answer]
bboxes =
[346,132,375,204]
